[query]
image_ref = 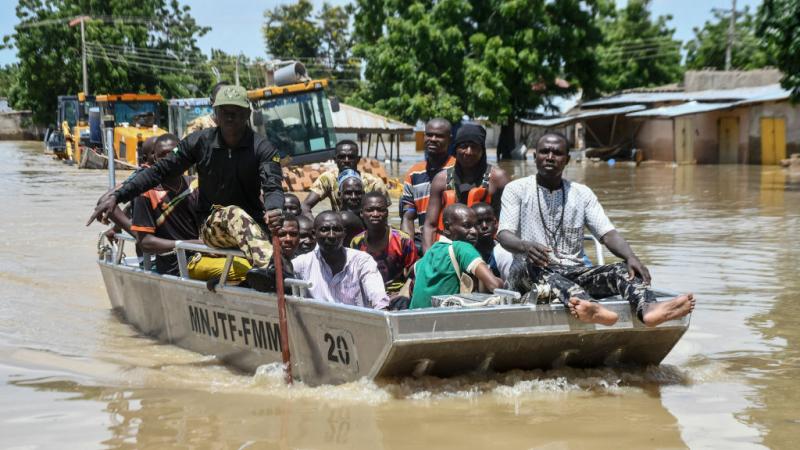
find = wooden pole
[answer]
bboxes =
[272,236,292,384]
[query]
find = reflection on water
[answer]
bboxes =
[1,141,799,448]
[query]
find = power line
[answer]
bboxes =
[86,50,209,74]
[601,41,682,53]
[85,42,204,60]
[86,42,203,59]
[603,36,683,46]
[600,45,682,58]
[602,51,683,64]
[15,15,162,29]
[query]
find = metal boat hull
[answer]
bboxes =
[99,261,690,386]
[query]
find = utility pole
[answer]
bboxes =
[69,16,91,95]
[235,55,240,86]
[725,0,737,71]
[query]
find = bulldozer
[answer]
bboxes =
[78,93,167,169]
[43,92,95,161]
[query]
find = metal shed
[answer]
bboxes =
[332,103,413,162]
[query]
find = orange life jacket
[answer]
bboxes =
[436,166,492,233]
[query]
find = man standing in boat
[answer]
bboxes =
[88,85,285,284]
[422,123,510,252]
[399,118,456,250]
[301,139,389,215]
[497,132,695,326]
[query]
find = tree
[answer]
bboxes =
[207,49,265,90]
[351,0,605,159]
[0,64,19,99]
[1,0,210,125]
[262,0,320,60]
[596,0,683,93]
[757,0,800,101]
[262,1,360,100]
[350,1,469,124]
[685,7,775,70]
[465,0,603,158]
[316,3,361,99]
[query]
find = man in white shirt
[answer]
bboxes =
[292,211,389,310]
[497,132,695,327]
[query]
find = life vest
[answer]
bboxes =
[436,166,492,233]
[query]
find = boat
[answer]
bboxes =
[79,147,138,170]
[97,235,691,386]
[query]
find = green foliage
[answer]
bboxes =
[685,7,775,70]
[596,0,683,93]
[262,1,361,100]
[0,64,19,98]
[316,3,361,99]
[262,0,321,59]
[757,0,800,100]
[2,0,210,125]
[207,49,266,90]
[349,0,470,123]
[351,0,603,129]
[465,0,603,124]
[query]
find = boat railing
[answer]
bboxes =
[101,232,312,297]
[584,235,605,265]
[101,232,604,299]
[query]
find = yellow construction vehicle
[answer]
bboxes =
[247,63,339,165]
[44,93,95,161]
[88,93,166,168]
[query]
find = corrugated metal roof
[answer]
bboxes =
[520,104,646,127]
[582,84,789,107]
[626,101,736,118]
[332,103,413,133]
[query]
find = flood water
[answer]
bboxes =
[1,140,799,449]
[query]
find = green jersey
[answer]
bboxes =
[410,237,484,309]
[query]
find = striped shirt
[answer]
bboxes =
[399,156,456,226]
[291,247,390,310]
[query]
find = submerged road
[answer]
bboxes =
[1,140,799,448]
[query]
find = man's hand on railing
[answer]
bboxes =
[103,227,118,244]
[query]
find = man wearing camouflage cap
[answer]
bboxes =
[89,85,286,282]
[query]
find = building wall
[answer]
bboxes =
[635,119,673,161]
[745,101,800,163]
[0,111,41,140]
[684,69,782,91]
[689,107,750,164]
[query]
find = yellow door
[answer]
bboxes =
[760,117,787,165]
[718,117,739,163]
[674,117,694,164]
[774,118,786,163]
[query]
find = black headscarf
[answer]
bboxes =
[452,123,488,202]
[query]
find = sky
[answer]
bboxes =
[0,0,763,67]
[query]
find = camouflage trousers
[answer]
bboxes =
[508,261,656,320]
[200,205,273,269]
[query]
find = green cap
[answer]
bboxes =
[212,85,250,109]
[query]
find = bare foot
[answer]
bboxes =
[642,293,695,327]
[568,297,619,326]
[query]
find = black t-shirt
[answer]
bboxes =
[130,176,200,275]
[115,127,285,226]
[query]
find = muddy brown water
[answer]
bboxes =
[1,140,799,449]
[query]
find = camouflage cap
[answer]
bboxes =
[212,85,250,109]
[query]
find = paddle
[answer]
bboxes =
[272,235,293,384]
